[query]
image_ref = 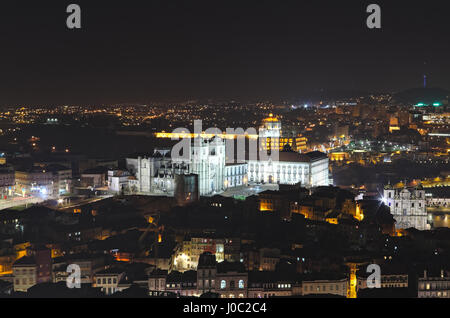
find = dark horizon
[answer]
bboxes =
[0,0,449,106]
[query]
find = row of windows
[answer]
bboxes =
[383,284,407,288]
[419,282,450,290]
[382,276,408,282]
[166,282,197,288]
[249,283,292,289]
[14,269,34,275]
[96,277,117,285]
[249,163,305,171]
[249,167,305,173]
[198,280,214,288]
[278,284,291,289]
[387,192,424,199]
[390,202,423,208]
[198,270,216,277]
[102,287,117,294]
[226,166,246,175]
[221,280,245,289]
[220,293,245,298]
[305,284,343,292]
[255,293,278,298]
[226,177,244,185]
[15,278,34,285]
[419,291,449,298]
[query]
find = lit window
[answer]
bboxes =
[221,280,226,289]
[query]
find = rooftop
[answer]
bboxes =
[13,256,36,266]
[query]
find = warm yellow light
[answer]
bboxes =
[155,132,258,140]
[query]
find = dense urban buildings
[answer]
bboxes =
[0,1,448,306]
[0,97,448,300]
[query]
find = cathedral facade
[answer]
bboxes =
[126,138,329,197]
[383,184,429,231]
[126,137,226,196]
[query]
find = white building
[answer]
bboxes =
[107,170,133,193]
[383,184,429,231]
[188,137,226,196]
[247,151,329,187]
[126,137,226,196]
[127,135,329,197]
[224,163,248,189]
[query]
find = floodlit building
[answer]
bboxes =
[172,236,240,272]
[107,170,133,193]
[127,117,328,197]
[383,183,429,230]
[15,168,54,198]
[259,114,307,153]
[127,137,226,196]
[247,151,329,187]
[45,164,72,197]
[224,163,248,189]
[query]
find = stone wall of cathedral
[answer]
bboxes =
[384,187,429,230]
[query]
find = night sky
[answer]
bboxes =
[0,0,449,105]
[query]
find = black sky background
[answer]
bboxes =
[0,0,449,105]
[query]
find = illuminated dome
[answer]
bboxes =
[262,113,280,123]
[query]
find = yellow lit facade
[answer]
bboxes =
[355,203,364,221]
[259,136,307,152]
[325,217,339,224]
[330,152,350,162]
[259,199,274,212]
[347,263,358,298]
[155,131,258,140]
[259,114,308,152]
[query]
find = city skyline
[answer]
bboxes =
[0,0,448,303]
